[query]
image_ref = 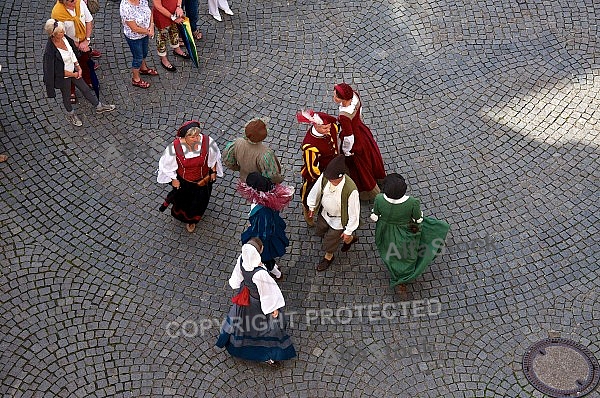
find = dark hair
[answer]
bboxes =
[247,237,263,252]
[246,172,274,192]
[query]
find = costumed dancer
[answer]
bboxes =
[370,173,450,294]
[222,118,284,184]
[157,120,223,232]
[216,238,297,368]
[333,83,386,201]
[307,155,360,271]
[296,109,340,227]
[238,172,294,280]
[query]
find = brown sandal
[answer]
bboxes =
[139,68,158,76]
[132,78,150,88]
[193,29,203,40]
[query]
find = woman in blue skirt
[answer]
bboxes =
[239,172,294,280]
[216,239,296,367]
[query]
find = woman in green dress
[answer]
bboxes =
[370,173,450,293]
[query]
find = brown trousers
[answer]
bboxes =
[315,214,343,254]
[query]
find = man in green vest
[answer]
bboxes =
[307,155,360,271]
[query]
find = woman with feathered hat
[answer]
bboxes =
[296,109,340,227]
[238,172,294,280]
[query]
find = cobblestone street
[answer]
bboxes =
[0,0,598,396]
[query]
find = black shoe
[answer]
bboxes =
[341,236,358,252]
[316,256,334,272]
[161,61,176,72]
[158,203,168,212]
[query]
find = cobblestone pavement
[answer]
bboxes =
[1,0,599,397]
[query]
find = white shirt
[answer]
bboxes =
[228,244,286,315]
[338,94,359,156]
[307,175,360,236]
[157,136,224,183]
[57,38,78,76]
[63,1,93,43]
[370,195,424,222]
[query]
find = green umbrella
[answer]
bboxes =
[178,17,199,68]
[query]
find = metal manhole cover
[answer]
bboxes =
[523,338,600,397]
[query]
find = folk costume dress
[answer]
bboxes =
[157,134,223,224]
[337,92,386,199]
[371,194,450,287]
[238,174,294,272]
[216,244,297,363]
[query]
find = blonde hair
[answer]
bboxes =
[44,19,65,37]
[185,127,202,137]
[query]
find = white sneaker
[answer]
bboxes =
[96,103,116,114]
[66,112,82,126]
[211,13,222,21]
[270,264,282,279]
[222,8,233,15]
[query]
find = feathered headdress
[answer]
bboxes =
[296,109,338,126]
[296,109,323,125]
[237,180,295,211]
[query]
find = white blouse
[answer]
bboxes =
[338,94,360,155]
[228,244,286,315]
[58,38,78,76]
[157,136,224,183]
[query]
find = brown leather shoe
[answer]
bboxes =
[316,256,334,272]
[394,284,407,296]
[186,223,196,233]
[341,236,358,252]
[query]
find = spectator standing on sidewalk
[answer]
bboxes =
[182,0,203,39]
[152,0,191,72]
[43,19,115,127]
[51,0,101,104]
[120,0,159,89]
[208,0,233,21]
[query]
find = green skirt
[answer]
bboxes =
[375,217,450,286]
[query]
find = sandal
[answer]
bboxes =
[132,78,150,88]
[139,68,158,76]
[173,50,190,60]
[0,154,8,163]
[70,94,77,104]
[193,29,203,40]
